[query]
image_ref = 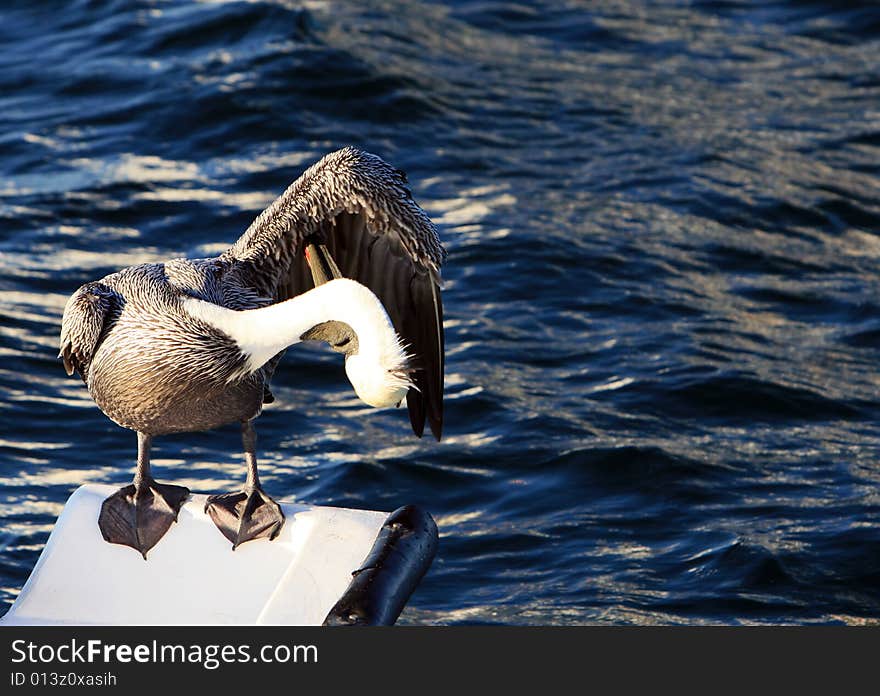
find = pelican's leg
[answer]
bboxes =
[98,432,190,560]
[205,420,285,549]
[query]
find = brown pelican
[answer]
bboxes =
[58,147,445,558]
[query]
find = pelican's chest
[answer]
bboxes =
[87,302,264,435]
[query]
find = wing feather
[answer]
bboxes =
[58,282,118,383]
[224,148,446,439]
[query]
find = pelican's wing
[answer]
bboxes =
[224,147,446,440]
[59,282,118,383]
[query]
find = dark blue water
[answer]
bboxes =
[2,0,880,625]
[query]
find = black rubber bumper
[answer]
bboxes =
[322,505,438,626]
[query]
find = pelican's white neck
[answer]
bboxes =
[183,278,411,407]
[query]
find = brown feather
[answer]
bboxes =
[223,148,446,440]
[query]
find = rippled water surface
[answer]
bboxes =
[2,0,880,624]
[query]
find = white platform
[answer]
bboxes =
[1,484,388,626]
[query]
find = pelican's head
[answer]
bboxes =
[295,278,415,408]
[344,344,413,408]
[301,310,413,408]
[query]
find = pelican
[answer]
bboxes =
[58,147,445,558]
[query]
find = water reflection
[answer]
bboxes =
[2,0,880,624]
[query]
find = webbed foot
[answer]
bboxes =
[99,479,190,559]
[205,486,284,549]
